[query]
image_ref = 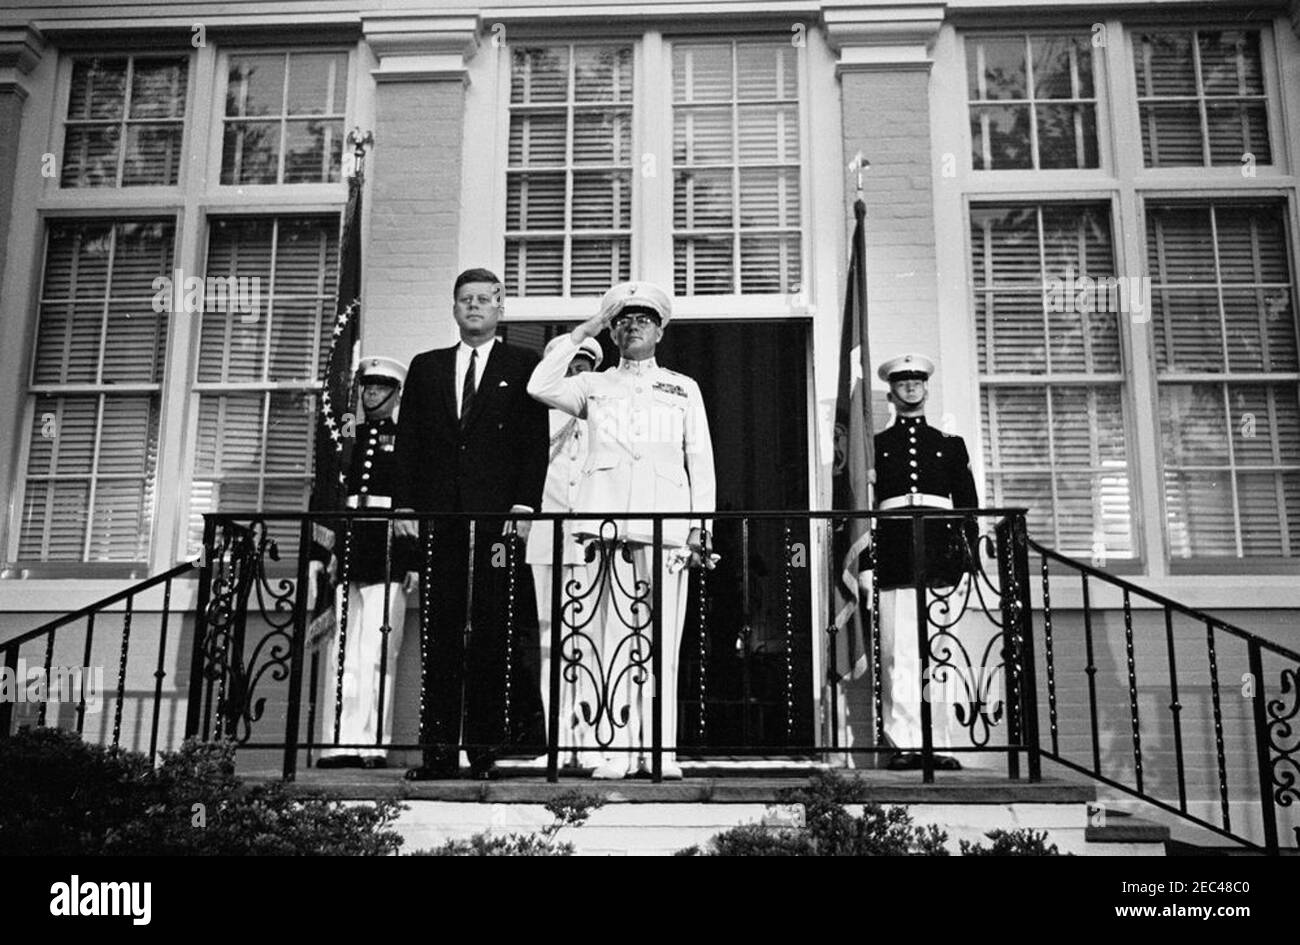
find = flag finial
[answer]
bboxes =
[848,151,870,200]
[346,128,375,177]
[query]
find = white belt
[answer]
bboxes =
[345,494,392,509]
[879,493,953,511]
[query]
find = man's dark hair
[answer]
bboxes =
[453,268,503,298]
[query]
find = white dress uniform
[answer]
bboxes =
[528,328,716,776]
[525,338,603,765]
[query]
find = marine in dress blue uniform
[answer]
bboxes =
[314,356,417,768]
[873,354,979,770]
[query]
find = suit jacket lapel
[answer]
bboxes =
[462,340,504,432]
[439,346,458,429]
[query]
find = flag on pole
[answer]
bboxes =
[307,161,365,635]
[830,195,875,681]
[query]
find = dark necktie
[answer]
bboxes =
[460,348,478,424]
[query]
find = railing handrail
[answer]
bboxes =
[1029,537,1300,663]
[0,560,198,652]
[203,506,1031,523]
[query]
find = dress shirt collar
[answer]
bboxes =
[895,414,927,431]
[617,356,658,375]
[457,336,497,359]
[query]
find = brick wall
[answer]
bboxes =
[367,78,467,359]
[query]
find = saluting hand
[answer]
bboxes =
[571,307,614,343]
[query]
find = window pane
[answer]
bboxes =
[1032,36,1093,99]
[1134,29,1271,168]
[221,121,281,185]
[1036,103,1098,169]
[226,54,285,118]
[68,59,127,120]
[970,105,1033,170]
[673,44,732,102]
[969,36,1027,100]
[60,126,122,188]
[511,47,569,104]
[284,119,342,183]
[574,46,632,102]
[286,52,347,115]
[130,59,187,119]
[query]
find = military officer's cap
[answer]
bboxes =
[877,353,935,383]
[599,280,673,327]
[545,334,603,369]
[357,356,407,387]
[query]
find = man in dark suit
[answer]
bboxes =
[873,354,980,771]
[393,268,549,780]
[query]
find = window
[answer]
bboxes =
[1148,201,1299,558]
[222,51,348,185]
[1134,29,1270,167]
[973,203,1134,558]
[10,45,351,570]
[504,45,633,296]
[187,216,339,553]
[61,56,188,187]
[673,41,801,294]
[19,220,173,561]
[966,34,1098,171]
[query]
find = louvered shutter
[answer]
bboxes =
[187,216,338,554]
[18,221,172,562]
[1149,201,1299,558]
[973,203,1134,558]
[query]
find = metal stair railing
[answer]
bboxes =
[1029,539,1300,856]
[0,560,198,759]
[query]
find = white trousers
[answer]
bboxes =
[319,581,406,760]
[533,562,600,765]
[578,541,687,772]
[878,586,962,751]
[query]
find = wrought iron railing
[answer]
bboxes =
[0,561,196,759]
[1030,540,1300,855]
[177,508,1039,784]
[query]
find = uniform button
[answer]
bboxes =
[910,473,918,480]
[909,448,917,455]
[361,472,370,480]
[936,451,943,457]
[910,486,918,493]
[569,479,577,486]
[359,486,368,494]
[460,444,467,452]
[909,437,917,444]
[363,460,372,468]
[633,453,642,460]
[909,460,918,467]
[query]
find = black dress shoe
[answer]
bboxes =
[469,759,499,781]
[405,764,457,781]
[316,754,362,769]
[361,756,388,770]
[934,754,963,771]
[886,751,924,771]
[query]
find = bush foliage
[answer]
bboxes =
[0,728,404,856]
[681,770,1065,857]
[410,790,605,856]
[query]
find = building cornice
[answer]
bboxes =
[362,13,480,84]
[0,24,44,99]
[822,2,946,74]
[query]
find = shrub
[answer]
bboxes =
[0,728,404,856]
[684,770,1065,856]
[959,828,1063,856]
[685,769,950,856]
[410,790,605,856]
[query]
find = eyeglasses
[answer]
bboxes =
[612,314,660,328]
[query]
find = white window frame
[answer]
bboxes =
[472,28,821,322]
[938,15,1300,578]
[6,40,361,578]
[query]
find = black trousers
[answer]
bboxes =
[417,520,543,769]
